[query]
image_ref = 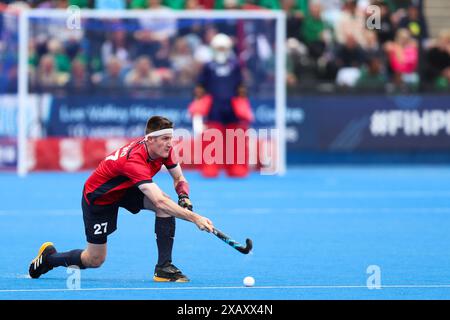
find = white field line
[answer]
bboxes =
[2,284,450,293]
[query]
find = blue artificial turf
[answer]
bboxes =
[1,166,450,299]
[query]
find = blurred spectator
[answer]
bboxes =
[132,0,205,8]
[66,59,90,91]
[242,26,269,87]
[425,29,450,90]
[36,0,69,8]
[170,36,198,86]
[334,0,368,49]
[184,0,203,9]
[195,0,214,9]
[163,0,203,9]
[69,0,89,8]
[355,56,387,89]
[365,30,383,59]
[34,54,69,88]
[132,2,176,58]
[260,0,308,42]
[95,0,126,9]
[335,35,367,68]
[47,38,71,73]
[302,1,331,60]
[125,55,163,87]
[259,0,308,11]
[101,28,131,70]
[133,28,162,61]
[92,56,124,88]
[28,38,40,70]
[149,0,170,8]
[398,4,428,42]
[387,1,412,28]
[257,0,279,9]
[214,0,243,9]
[129,0,169,9]
[193,26,218,64]
[4,1,30,11]
[373,0,395,45]
[281,0,307,42]
[150,37,171,69]
[384,0,413,13]
[286,37,308,87]
[436,68,450,91]
[319,0,343,26]
[35,0,88,8]
[65,37,83,61]
[335,35,367,87]
[384,28,418,86]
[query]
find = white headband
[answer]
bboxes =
[145,128,174,139]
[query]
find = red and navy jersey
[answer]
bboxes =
[83,138,178,206]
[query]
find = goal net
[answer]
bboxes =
[17,9,286,176]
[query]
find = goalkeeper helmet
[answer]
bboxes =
[211,33,232,64]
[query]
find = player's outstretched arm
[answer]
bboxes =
[138,182,213,232]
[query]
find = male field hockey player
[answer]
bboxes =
[29,116,214,282]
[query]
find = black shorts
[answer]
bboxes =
[82,187,145,244]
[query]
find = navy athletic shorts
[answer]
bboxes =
[82,187,145,244]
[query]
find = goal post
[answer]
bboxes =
[17,8,286,176]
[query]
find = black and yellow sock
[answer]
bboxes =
[155,216,175,267]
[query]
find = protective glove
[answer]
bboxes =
[178,194,193,211]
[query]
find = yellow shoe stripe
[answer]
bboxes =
[153,276,172,282]
[153,276,190,283]
[31,242,54,264]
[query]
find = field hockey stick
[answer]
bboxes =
[212,227,253,254]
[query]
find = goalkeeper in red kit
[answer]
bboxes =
[28,116,214,282]
[189,33,254,178]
